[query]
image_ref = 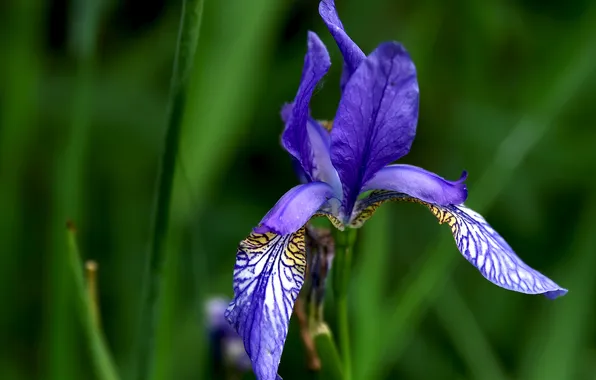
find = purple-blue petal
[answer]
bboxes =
[282,85,341,193]
[350,191,567,299]
[255,182,336,236]
[281,32,330,181]
[226,229,307,380]
[330,42,419,214]
[445,204,567,299]
[318,0,365,88]
[305,118,343,195]
[361,164,467,206]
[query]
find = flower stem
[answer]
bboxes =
[135,2,204,380]
[336,296,351,380]
[333,228,357,380]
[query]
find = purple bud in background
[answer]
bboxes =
[205,297,251,373]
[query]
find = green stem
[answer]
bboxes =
[333,229,357,380]
[313,323,344,380]
[67,224,120,380]
[336,297,351,380]
[46,0,103,378]
[135,2,204,380]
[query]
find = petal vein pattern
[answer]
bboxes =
[351,191,567,299]
[226,229,307,380]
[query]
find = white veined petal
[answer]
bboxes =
[445,204,566,299]
[225,228,306,380]
[349,190,567,299]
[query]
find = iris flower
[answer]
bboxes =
[226,1,567,379]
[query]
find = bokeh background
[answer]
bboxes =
[1,0,596,379]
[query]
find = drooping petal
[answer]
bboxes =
[361,164,468,206]
[255,182,336,236]
[330,42,419,213]
[226,228,307,380]
[281,32,331,181]
[350,191,567,299]
[318,0,365,88]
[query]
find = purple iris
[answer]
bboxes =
[225,1,567,379]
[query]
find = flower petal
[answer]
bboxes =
[436,203,567,298]
[226,228,307,380]
[306,118,343,195]
[281,32,331,181]
[284,102,342,194]
[318,0,365,88]
[255,182,336,236]
[361,164,468,206]
[350,191,567,299]
[330,42,419,214]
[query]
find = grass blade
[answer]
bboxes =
[67,224,121,380]
[353,206,390,380]
[135,1,204,380]
[435,282,508,380]
[0,0,45,375]
[46,0,104,377]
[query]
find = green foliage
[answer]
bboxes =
[1,0,595,379]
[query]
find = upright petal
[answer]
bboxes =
[350,191,567,299]
[283,102,342,194]
[330,42,419,213]
[226,228,307,380]
[362,164,468,206]
[318,0,366,88]
[255,182,336,236]
[282,32,331,181]
[306,117,343,195]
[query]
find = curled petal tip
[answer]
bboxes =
[544,288,568,300]
[458,170,468,182]
[450,170,468,204]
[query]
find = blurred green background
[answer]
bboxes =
[1,0,595,379]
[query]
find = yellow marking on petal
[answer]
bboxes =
[313,212,345,231]
[238,228,308,292]
[349,190,460,234]
[282,227,307,271]
[244,232,274,247]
